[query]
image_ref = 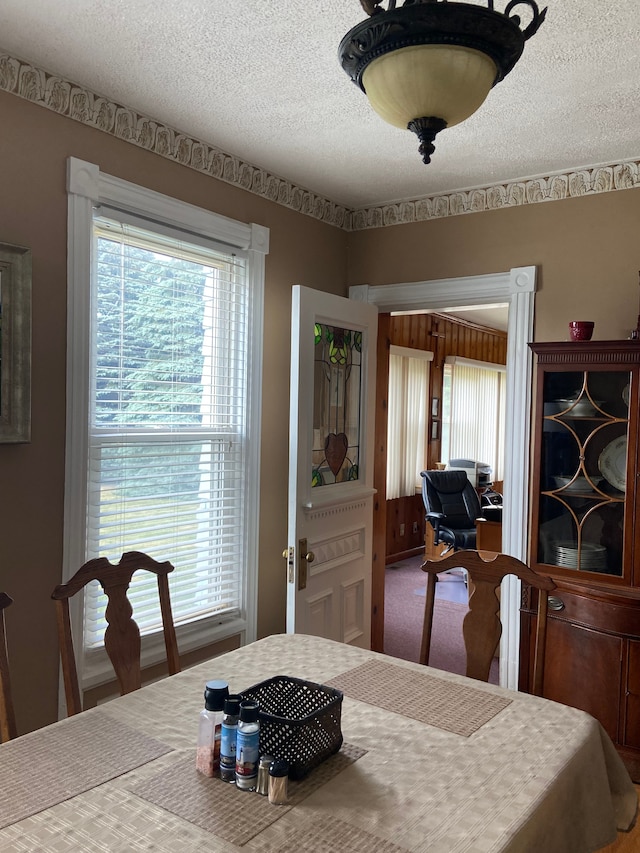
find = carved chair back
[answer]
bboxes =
[51,551,180,715]
[420,550,555,695]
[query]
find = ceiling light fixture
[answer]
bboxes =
[338,0,547,165]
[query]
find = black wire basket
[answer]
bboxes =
[239,675,343,780]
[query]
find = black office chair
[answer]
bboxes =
[420,469,483,552]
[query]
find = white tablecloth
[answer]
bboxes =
[0,634,636,852]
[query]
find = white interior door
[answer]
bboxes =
[286,286,378,646]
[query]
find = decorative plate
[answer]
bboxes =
[598,436,627,492]
[622,384,630,407]
[552,542,607,570]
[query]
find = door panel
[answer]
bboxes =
[286,286,378,645]
[544,617,623,742]
[624,640,640,749]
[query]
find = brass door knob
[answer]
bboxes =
[305,551,315,563]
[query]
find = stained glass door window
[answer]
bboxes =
[311,323,362,486]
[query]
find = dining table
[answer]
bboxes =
[0,633,636,852]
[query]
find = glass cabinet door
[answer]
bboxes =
[536,369,630,577]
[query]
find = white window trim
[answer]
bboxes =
[64,157,268,697]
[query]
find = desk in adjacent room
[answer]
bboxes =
[476,518,503,552]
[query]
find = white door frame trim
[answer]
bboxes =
[350,266,537,689]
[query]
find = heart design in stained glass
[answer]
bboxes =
[325,432,348,476]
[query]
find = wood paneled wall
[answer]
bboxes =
[385,494,425,562]
[382,313,507,564]
[389,312,507,361]
[389,312,507,472]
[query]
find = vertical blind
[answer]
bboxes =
[84,215,249,647]
[386,347,433,500]
[445,357,506,481]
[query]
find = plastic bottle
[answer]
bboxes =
[235,700,260,791]
[219,694,241,783]
[195,679,229,777]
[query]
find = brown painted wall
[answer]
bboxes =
[3,81,640,736]
[347,189,640,342]
[351,187,640,651]
[0,90,349,734]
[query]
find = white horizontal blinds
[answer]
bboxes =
[386,354,404,500]
[496,372,506,483]
[386,347,432,500]
[447,357,506,482]
[84,215,248,648]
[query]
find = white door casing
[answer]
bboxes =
[286,286,378,645]
[350,267,536,688]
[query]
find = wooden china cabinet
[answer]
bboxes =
[520,340,640,782]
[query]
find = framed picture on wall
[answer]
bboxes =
[0,242,32,442]
[431,420,440,440]
[431,397,439,418]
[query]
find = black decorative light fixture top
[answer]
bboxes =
[338,0,547,164]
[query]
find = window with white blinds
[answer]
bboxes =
[82,216,250,647]
[386,346,433,500]
[65,157,266,692]
[442,356,506,481]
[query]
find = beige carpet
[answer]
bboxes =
[384,558,499,683]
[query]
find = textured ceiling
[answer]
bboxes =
[0,1,639,210]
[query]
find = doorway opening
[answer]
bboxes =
[383,305,508,679]
[351,266,537,689]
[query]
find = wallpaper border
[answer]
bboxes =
[352,160,640,230]
[0,51,351,231]
[1,49,639,232]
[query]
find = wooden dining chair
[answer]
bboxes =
[0,592,18,741]
[420,550,556,696]
[51,551,181,715]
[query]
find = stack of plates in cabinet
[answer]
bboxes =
[553,541,607,570]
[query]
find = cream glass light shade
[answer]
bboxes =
[362,44,498,129]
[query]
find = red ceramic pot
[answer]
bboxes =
[569,321,594,341]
